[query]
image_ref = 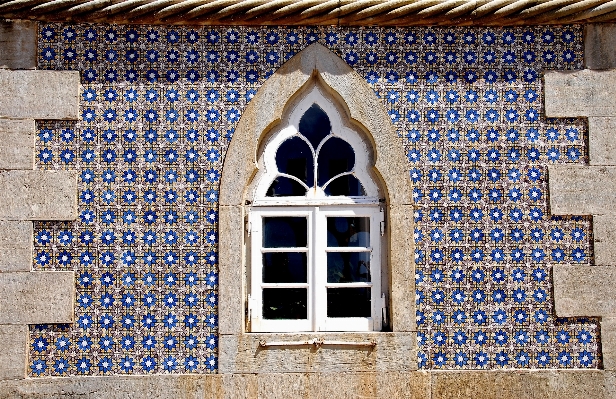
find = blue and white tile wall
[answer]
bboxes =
[31,24,597,376]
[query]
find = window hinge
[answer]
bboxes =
[379,208,385,236]
[381,293,387,326]
[246,214,252,236]
[247,294,254,322]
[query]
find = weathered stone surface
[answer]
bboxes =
[0,119,34,170]
[0,170,77,220]
[0,70,79,120]
[593,215,616,265]
[544,69,616,117]
[0,271,74,324]
[548,165,616,215]
[602,318,616,370]
[0,371,615,398]
[585,24,616,70]
[0,325,26,380]
[553,265,616,317]
[0,20,36,70]
[589,117,616,165]
[389,204,415,332]
[431,370,610,399]
[218,205,244,337]
[221,332,416,374]
[0,221,32,272]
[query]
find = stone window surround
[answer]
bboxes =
[218,43,416,373]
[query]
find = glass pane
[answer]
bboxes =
[276,136,314,186]
[317,137,355,187]
[327,252,371,283]
[263,217,307,248]
[327,288,371,318]
[263,252,307,283]
[263,288,307,319]
[266,176,306,197]
[327,217,370,247]
[299,104,331,150]
[324,174,366,196]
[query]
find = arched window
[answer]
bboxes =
[247,84,384,332]
[218,43,414,373]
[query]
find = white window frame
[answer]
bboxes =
[249,205,383,333]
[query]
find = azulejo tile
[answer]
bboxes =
[30,24,597,376]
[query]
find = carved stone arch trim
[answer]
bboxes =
[219,43,416,373]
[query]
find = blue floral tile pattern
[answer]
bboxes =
[31,24,598,376]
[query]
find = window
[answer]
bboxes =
[247,84,385,332]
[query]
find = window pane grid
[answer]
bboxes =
[261,248,308,253]
[325,247,371,252]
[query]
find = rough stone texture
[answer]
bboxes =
[0,70,79,120]
[602,318,616,370]
[0,20,36,70]
[585,24,616,70]
[589,117,616,165]
[1,371,616,398]
[553,265,616,317]
[0,119,34,170]
[431,370,611,399]
[544,69,616,118]
[388,204,415,332]
[593,215,616,265]
[0,221,32,272]
[548,165,616,215]
[0,170,77,220]
[0,271,74,324]
[218,205,245,337]
[220,332,416,374]
[0,325,26,380]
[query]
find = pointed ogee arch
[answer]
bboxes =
[218,43,415,372]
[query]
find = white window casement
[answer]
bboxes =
[247,84,386,333]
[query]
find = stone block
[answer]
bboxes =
[0,325,26,380]
[0,70,79,120]
[544,69,616,117]
[0,119,34,170]
[553,265,616,317]
[218,205,244,337]
[585,24,616,70]
[593,215,616,265]
[431,370,609,399]
[0,170,77,220]
[548,165,616,215]
[0,20,36,70]
[589,117,616,165]
[0,271,74,324]
[388,204,415,332]
[601,318,616,370]
[221,332,416,374]
[0,221,32,272]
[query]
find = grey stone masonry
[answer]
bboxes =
[0,20,36,70]
[0,271,74,324]
[0,69,79,120]
[0,170,77,220]
[544,69,616,117]
[553,266,616,317]
[545,32,616,371]
[0,20,80,382]
[0,221,32,272]
[548,165,616,215]
[585,24,616,70]
[0,325,27,380]
[0,119,34,170]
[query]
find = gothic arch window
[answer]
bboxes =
[248,84,384,332]
[218,43,414,373]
